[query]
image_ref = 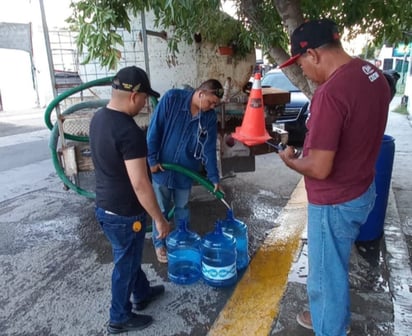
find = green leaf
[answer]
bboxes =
[68,0,412,73]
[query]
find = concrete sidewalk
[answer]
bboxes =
[268,97,412,335]
[207,96,412,336]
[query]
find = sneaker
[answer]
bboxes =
[296,310,351,334]
[132,285,165,311]
[107,313,153,334]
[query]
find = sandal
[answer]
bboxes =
[155,246,168,263]
[296,310,313,329]
[296,310,351,334]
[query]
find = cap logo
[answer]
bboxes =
[300,41,308,48]
[122,83,133,90]
[111,66,160,98]
[333,32,340,40]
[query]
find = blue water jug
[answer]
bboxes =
[201,220,237,287]
[166,219,201,285]
[221,209,249,271]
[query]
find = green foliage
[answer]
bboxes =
[300,0,412,46]
[67,0,412,70]
[233,0,290,52]
[359,43,377,59]
[68,0,255,69]
[151,0,255,58]
[67,0,152,69]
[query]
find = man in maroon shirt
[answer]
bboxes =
[278,19,391,336]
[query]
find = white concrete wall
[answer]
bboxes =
[81,11,255,101]
[1,2,255,110]
[0,0,76,110]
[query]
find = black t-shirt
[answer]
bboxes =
[89,107,147,216]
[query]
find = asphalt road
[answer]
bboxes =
[0,107,302,336]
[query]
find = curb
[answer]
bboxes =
[384,187,412,335]
[208,177,307,335]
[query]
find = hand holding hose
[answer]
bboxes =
[278,145,302,169]
[213,183,223,193]
[279,145,298,159]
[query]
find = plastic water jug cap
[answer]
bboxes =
[202,220,236,248]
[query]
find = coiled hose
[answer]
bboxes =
[45,78,230,232]
[46,76,156,198]
[45,77,113,199]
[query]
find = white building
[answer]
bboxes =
[0,0,255,111]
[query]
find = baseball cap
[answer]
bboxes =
[112,66,160,98]
[279,19,340,68]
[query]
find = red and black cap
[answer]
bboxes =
[112,66,160,98]
[279,19,340,68]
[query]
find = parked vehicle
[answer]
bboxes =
[261,69,309,147]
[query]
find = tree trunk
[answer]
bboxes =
[270,0,314,99]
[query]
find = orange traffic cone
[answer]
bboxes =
[232,73,271,146]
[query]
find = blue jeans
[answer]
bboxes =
[307,182,376,336]
[95,207,150,324]
[152,182,191,248]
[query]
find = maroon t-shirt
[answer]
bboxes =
[303,58,391,205]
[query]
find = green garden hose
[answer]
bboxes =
[44,77,113,131]
[45,76,158,198]
[44,76,158,133]
[44,77,230,236]
[161,163,231,209]
[49,121,96,199]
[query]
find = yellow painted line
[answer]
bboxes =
[208,177,307,336]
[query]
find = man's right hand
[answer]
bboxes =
[155,217,171,239]
[150,163,164,174]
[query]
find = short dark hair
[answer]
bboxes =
[198,79,223,91]
[197,79,224,98]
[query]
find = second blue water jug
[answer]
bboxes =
[166,219,201,285]
[201,220,237,287]
[221,209,249,271]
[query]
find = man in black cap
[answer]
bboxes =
[90,66,171,334]
[278,19,392,335]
